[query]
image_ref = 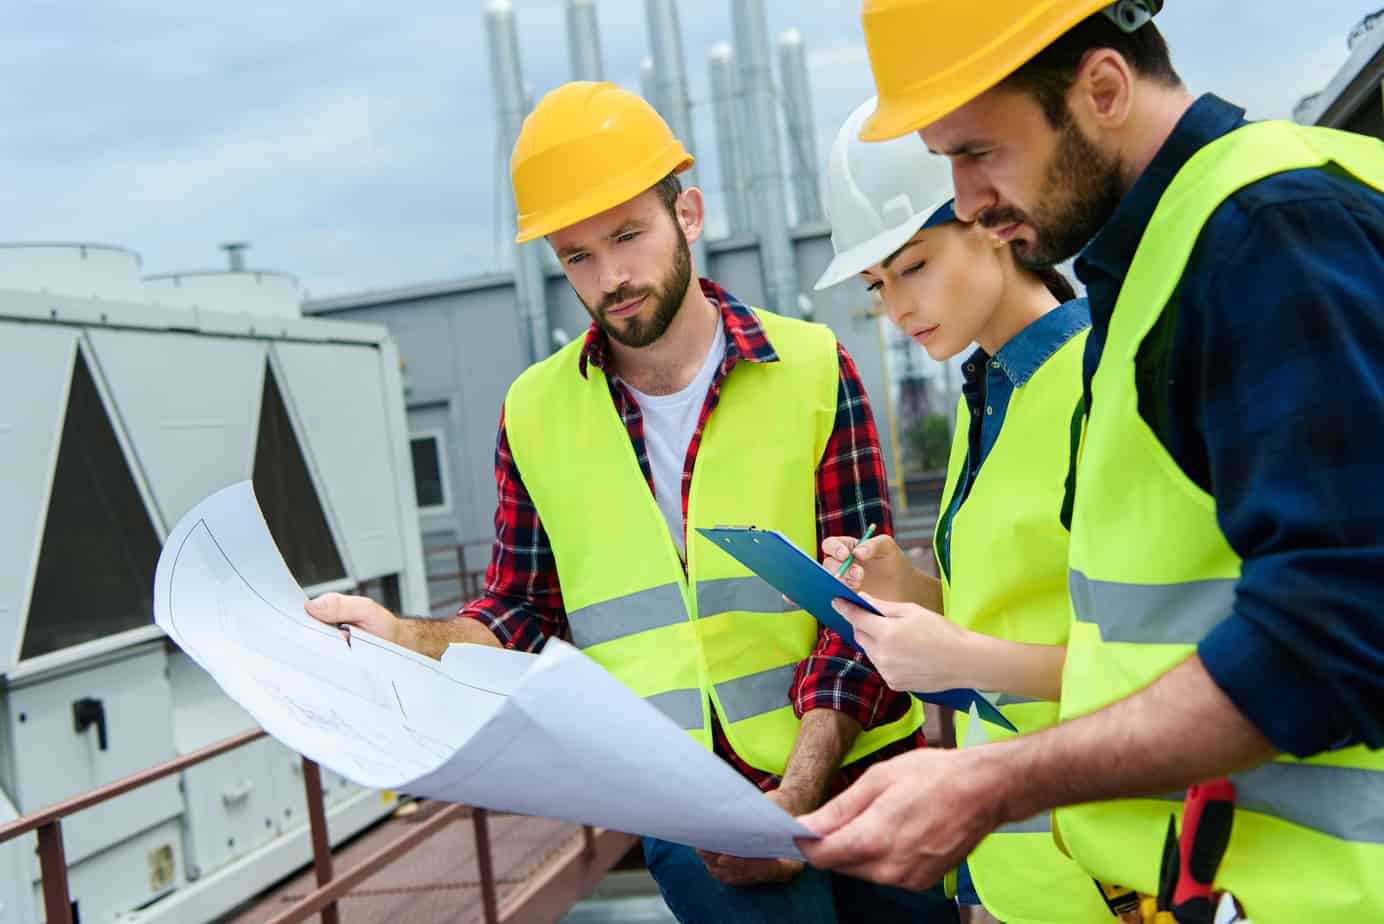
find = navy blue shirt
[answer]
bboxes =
[1076,94,1384,757]
[937,298,1091,576]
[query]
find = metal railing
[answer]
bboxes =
[0,726,607,924]
[423,538,493,611]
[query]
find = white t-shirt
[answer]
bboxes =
[625,332,728,557]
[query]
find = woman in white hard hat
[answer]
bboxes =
[811,98,1118,924]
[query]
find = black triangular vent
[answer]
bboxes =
[23,352,161,660]
[252,365,347,588]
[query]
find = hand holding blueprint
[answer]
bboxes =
[155,482,812,858]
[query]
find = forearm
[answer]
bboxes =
[963,633,1065,702]
[780,709,863,809]
[992,655,1277,825]
[904,569,945,612]
[397,615,501,660]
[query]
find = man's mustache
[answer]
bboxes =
[977,207,1028,230]
[599,285,653,314]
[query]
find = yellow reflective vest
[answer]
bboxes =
[505,307,923,774]
[937,328,1113,923]
[1059,121,1384,923]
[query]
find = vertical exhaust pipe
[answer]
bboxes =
[709,42,751,235]
[484,0,551,362]
[565,0,604,81]
[731,0,801,316]
[645,0,708,272]
[778,28,824,225]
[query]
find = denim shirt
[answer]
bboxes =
[1075,93,1384,755]
[937,298,1091,577]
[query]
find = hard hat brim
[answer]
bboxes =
[859,85,982,142]
[814,219,921,291]
[814,200,956,291]
[515,147,694,244]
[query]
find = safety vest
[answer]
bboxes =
[505,307,924,775]
[936,329,1112,924]
[1058,121,1384,923]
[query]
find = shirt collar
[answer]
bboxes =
[993,297,1092,387]
[962,297,1092,389]
[1077,94,1248,288]
[578,278,779,378]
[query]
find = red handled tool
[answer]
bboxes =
[1172,779,1236,924]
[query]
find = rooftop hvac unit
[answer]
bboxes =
[0,244,425,924]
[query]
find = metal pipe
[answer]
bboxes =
[301,759,341,924]
[565,0,604,81]
[474,808,500,924]
[777,28,824,225]
[484,0,551,364]
[645,0,708,273]
[732,0,800,316]
[639,55,659,109]
[709,42,750,235]
[221,241,250,272]
[37,821,73,924]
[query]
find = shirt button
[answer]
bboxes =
[990,360,1000,369]
[986,406,994,416]
[965,363,975,373]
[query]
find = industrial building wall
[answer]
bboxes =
[308,230,904,563]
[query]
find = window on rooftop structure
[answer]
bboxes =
[21,352,162,660]
[252,365,348,589]
[409,432,450,513]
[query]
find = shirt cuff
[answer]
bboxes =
[459,601,550,653]
[1198,608,1355,758]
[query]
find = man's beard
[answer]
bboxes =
[586,226,693,349]
[979,117,1125,268]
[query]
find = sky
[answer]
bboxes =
[2,1,1374,300]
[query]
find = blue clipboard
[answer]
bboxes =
[697,526,1017,732]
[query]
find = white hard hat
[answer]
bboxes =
[814,97,956,291]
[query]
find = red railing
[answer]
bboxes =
[0,727,615,924]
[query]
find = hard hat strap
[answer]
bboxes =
[1101,0,1160,34]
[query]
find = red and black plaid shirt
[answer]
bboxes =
[461,279,923,792]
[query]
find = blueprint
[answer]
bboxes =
[154,482,812,858]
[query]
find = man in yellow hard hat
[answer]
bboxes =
[797,3,1384,921]
[306,81,958,923]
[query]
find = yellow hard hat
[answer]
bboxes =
[858,0,1160,141]
[511,81,695,243]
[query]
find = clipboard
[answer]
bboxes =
[697,526,1017,732]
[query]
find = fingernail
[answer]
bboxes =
[831,599,846,614]
[305,598,323,613]
[849,566,862,581]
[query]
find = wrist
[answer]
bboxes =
[942,622,988,690]
[772,780,825,815]
[969,737,1040,827]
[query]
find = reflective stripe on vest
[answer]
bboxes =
[1068,570,1235,645]
[646,688,705,731]
[569,582,686,648]
[934,325,1113,923]
[998,813,1054,835]
[570,576,793,649]
[1150,762,1384,845]
[1060,121,1384,921]
[504,306,924,774]
[696,576,796,619]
